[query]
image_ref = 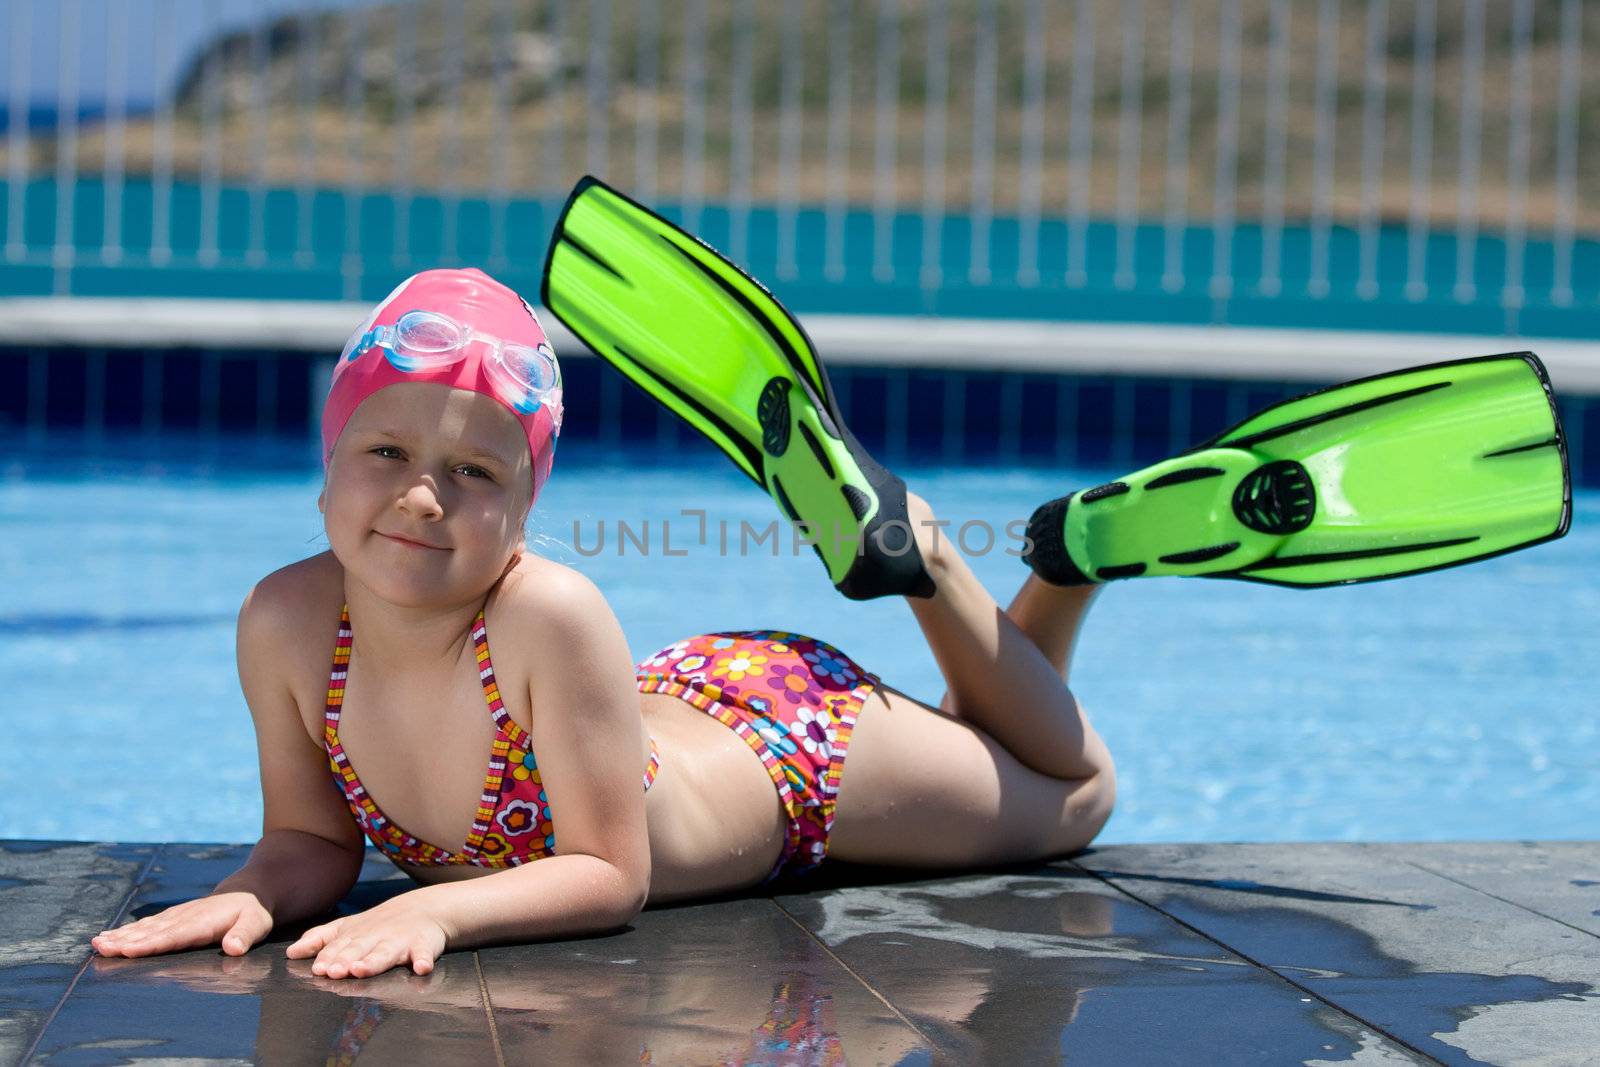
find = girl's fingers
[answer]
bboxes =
[286,920,441,981]
[95,921,173,953]
[93,896,269,959]
[91,931,125,953]
[285,919,341,959]
[348,948,391,978]
[315,936,404,980]
[94,920,188,956]
[366,942,411,977]
[220,905,272,956]
[311,934,370,977]
[92,919,153,951]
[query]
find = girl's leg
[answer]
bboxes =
[825,492,1116,869]
[828,687,1113,868]
[902,493,1107,783]
[998,574,1100,685]
[935,575,1096,708]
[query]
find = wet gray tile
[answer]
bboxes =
[0,840,155,1066]
[1373,841,1600,938]
[1074,843,1600,1066]
[479,896,934,1065]
[28,844,497,1066]
[774,864,1421,1064]
[15,839,1596,1063]
[40,951,499,1066]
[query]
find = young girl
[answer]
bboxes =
[89,269,1115,981]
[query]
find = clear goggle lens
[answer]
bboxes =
[484,340,561,417]
[394,310,467,356]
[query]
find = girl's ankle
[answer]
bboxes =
[905,492,955,580]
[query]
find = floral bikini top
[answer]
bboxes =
[324,604,660,868]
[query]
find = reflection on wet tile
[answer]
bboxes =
[10,838,1596,1063]
[479,896,934,1065]
[1075,844,1600,1066]
[28,844,494,1066]
[775,864,1422,1063]
[0,840,155,1063]
[37,950,498,1066]
[1375,841,1600,937]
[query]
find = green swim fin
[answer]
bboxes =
[541,176,934,600]
[1024,353,1571,588]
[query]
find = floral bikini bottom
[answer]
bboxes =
[635,630,879,879]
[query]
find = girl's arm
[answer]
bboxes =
[425,566,652,943]
[286,566,652,977]
[223,574,369,919]
[95,574,368,959]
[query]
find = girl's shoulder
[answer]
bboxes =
[248,549,346,629]
[488,553,609,625]
[482,553,621,667]
[481,553,626,704]
[240,550,347,740]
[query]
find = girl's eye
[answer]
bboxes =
[369,447,492,481]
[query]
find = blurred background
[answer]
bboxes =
[1,0,1594,847]
[8,0,1600,325]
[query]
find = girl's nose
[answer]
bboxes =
[397,478,445,518]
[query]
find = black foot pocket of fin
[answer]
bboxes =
[837,545,937,600]
[835,438,936,601]
[1022,496,1093,586]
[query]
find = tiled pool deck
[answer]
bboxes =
[3,841,1595,1065]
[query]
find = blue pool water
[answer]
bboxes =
[1,431,1594,846]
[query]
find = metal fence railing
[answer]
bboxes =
[2,0,1598,337]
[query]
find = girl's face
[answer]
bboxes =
[319,383,534,606]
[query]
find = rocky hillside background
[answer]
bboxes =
[7,0,1598,231]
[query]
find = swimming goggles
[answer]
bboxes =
[341,308,562,420]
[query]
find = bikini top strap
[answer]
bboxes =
[471,609,522,738]
[325,603,353,734]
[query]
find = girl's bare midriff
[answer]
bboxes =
[379,694,784,900]
[634,691,786,900]
[281,552,783,902]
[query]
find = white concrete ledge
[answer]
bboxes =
[4,296,1599,394]
[0,297,370,352]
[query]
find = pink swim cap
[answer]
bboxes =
[322,268,562,510]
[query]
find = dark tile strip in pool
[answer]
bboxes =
[769,862,1423,1063]
[8,345,1600,487]
[30,844,501,1065]
[476,895,935,1064]
[0,840,157,1065]
[1072,842,1600,1066]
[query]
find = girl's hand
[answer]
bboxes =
[284,893,449,979]
[91,891,273,958]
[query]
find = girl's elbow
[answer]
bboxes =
[621,862,651,918]
[597,853,650,922]
[1079,762,1117,849]
[1055,762,1116,856]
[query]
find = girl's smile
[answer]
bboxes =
[379,531,449,551]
